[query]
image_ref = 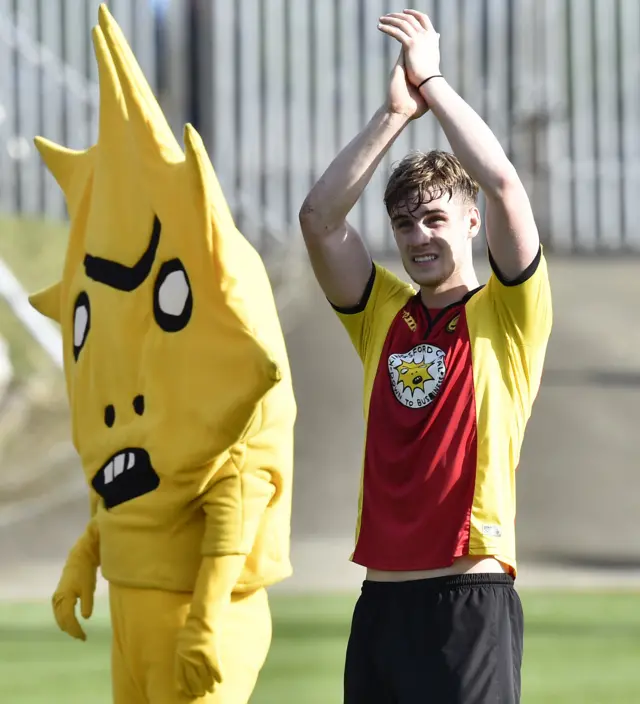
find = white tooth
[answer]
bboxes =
[104,461,114,484]
[126,452,135,470]
[114,453,125,477]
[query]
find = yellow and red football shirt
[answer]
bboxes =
[332,248,552,576]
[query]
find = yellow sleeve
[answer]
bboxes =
[89,488,100,519]
[331,262,416,363]
[484,245,553,349]
[65,491,101,569]
[200,446,276,557]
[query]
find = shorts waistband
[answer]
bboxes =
[361,572,514,594]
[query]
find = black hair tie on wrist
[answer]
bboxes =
[417,74,444,90]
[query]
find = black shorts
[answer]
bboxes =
[343,573,523,704]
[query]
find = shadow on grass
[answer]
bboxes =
[0,620,349,645]
[272,619,350,641]
[0,625,112,645]
[524,621,640,640]
[6,617,638,644]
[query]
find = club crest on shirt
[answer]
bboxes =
[401,310,417,332]
[446,314,460,333]
[388,343,446,409]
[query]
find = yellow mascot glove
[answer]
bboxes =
[175,554,246,697]
[52,517,100,641]
[175,453,278,696]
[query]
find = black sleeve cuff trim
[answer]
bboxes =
[328,262,376,315]
[488,245,542,287]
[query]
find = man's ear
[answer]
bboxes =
[467,205,482,239]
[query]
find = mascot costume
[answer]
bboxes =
[28,5,296,703]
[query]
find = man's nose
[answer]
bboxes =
[407,223,431,245]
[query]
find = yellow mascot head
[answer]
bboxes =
[29,5,281,509]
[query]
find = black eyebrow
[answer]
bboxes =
[84,216,161,292]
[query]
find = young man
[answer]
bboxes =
[298,9,552,704]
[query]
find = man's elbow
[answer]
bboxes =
[298,195,332,242]
[485,165,524,201]
[298,196,316,231]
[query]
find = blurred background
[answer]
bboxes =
[0,1,639,702]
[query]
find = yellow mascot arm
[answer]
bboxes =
[192,457,275,612]
[52,491,101,642]
[63,490,101,571]
[175,455,276,697]
[193,454,276,620]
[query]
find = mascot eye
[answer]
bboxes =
[153,259,193,332]
[73,292,91,360]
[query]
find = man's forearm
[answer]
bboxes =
[300,106,410,232]
[420,79,518,195]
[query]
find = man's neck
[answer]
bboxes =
[420,270,480,309]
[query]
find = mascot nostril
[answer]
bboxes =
[133,395,145,416]
[104,404,115,427]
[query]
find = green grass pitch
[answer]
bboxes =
[1,591,640,702]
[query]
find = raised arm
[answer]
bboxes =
[298,52,427,308]
[378,10,539,282]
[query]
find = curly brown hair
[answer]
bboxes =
[384,150,479,217]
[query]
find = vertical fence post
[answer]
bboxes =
[1,0,639,256]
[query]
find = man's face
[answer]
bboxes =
[390,191,480,289]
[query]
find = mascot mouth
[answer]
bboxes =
[91,448,160,509]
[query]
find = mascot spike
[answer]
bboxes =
[97,4,181,155]
[98,3,182,164]
[33,137,90,216]
[92,26,128,149]
[183,124,238,238]
[28,281,62,323]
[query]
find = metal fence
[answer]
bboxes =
[192,0,640,255]
[1,0,640,254]
[0,0,159,220]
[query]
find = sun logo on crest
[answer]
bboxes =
[388,343,446,409]
[395,359,434,394]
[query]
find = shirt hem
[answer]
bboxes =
[349,548,516,576]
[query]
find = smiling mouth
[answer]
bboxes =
[413,254,438,263]
[91,448,160,509]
